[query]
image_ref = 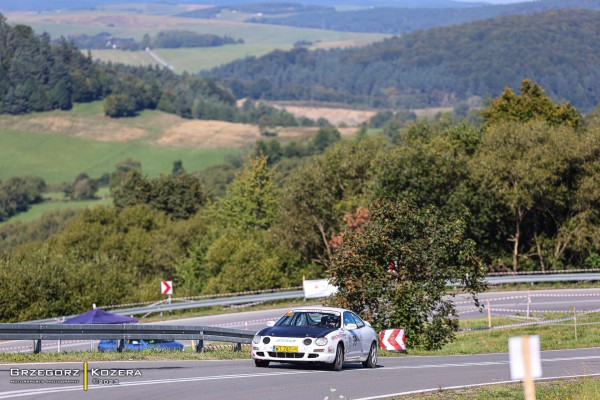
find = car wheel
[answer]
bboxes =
[362,342,378,368]
[329,344,344,371]
[254,359,270,368]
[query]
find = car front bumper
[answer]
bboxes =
[251,343,337,363]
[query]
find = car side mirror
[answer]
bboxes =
[267,321,275,327]
[345,323,358,330]
[364,321,371,327]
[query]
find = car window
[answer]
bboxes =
[276,311,340,328]
[350,313,365,328]
[343,312,357,327]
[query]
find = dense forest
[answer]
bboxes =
[206,10,600,111]
[1,80,600,323]
[248,0,600,34]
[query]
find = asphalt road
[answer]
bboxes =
[1,288,600,354]
[0,347,598,399]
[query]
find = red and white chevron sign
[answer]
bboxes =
[379,329,406,352]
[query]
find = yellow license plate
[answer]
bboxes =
[274,346,298,353]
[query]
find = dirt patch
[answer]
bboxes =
[272,105,376,127]
[154,120,260,149]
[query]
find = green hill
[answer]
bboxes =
[206,9,600,111]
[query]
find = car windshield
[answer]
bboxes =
[275,311,341,328]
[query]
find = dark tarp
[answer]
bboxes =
[63,309,138,324]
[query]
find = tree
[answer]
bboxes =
[308,126,341,154]
[213,156,279,231]
[109,159,142,192]
[104,93,137,117]
[481,79,580,128]
[63,173,98,200]
[277,136,385,267]
[470,120,579,272]
[328,199,485,350]
[113,170,207,220]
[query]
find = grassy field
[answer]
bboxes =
[87,49,157,67]
[0,101,250,184]
[153,44,293,73]
[0,129,232,185]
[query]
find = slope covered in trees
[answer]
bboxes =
[249,0,600,34]
[207,10,600,111]
[0,13,316,127]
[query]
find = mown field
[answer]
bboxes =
[0,101,240,184]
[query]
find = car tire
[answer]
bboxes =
[362,342,378,368]
[329,344,344,371]
[254,359,270,368]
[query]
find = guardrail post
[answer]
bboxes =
[33,340,41,354]
[196,340,204,353]
[234,343,241,352]
[117,339,125,353]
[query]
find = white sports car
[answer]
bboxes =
[251,306,378,371]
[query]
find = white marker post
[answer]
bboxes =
[509,335,542,400]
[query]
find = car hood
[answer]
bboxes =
[257,326,337,338]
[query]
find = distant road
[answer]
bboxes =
[0,348,598,399]
[1,288,599,354]
[145,48,174,71]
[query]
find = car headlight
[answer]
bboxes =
[315,337,328,346]
[252,335,261,344]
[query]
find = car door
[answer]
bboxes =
[351,313,373,357]
[343,312,362,359]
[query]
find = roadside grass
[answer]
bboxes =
[396,377,600,399]
[384,312,600,357]
[0,347,250,364]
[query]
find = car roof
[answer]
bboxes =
[290,306,348,314]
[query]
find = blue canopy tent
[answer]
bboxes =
[62,309,137,352]
[63,309,137,324]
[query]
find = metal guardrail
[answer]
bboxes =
[485,273,600,285]
[20,274,600,324]
[0,323,257,354]
[24,290,306,324]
